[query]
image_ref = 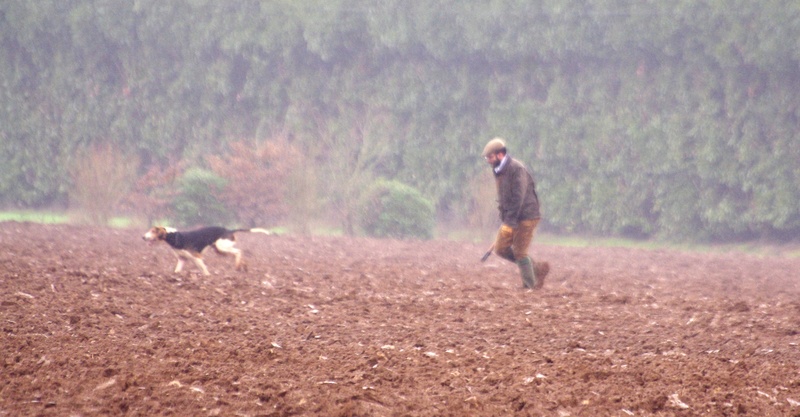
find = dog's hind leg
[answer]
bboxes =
[214,239,245,271]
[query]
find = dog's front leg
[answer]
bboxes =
[191,256,211,276]
[173,250,192,274]
[213,239,244,271]
[174,258,185,273]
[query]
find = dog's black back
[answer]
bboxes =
[164,226,234,253]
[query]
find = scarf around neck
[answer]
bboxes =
[494,154,510,174]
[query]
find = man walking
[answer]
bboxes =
[482,137,549,289]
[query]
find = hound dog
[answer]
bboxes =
[143,226,270,275]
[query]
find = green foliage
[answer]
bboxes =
[1,0,799,242]
[0,211,70,224]
[171,168,233,227]
[355,180,435,240]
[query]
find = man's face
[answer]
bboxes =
[485,152,502,168]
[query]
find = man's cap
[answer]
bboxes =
[482,137,507,157]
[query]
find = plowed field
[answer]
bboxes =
[1,222,799,416]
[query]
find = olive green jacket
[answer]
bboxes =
[494,156,541,228]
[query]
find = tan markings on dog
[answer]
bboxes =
[143,226,169,243]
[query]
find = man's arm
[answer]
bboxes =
[500,164,525,228]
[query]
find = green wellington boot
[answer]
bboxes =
[516,256,535,289]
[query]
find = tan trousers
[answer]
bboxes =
[494,219,539,262]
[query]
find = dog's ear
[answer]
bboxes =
[153,226,168,239]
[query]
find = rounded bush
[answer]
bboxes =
[171,168,233,226]
[355,179,435,240]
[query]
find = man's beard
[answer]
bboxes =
[492,160,502,168]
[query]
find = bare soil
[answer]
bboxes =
[1,222,799,416]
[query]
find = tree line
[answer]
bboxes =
[1,0,798,241]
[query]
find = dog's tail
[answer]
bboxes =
[234,228,272,235]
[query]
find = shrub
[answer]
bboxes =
[206,139,301,227]
[171,168,233,226]
[121,162,184,226]
[355,179,435,240]
[69,143,138,225]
